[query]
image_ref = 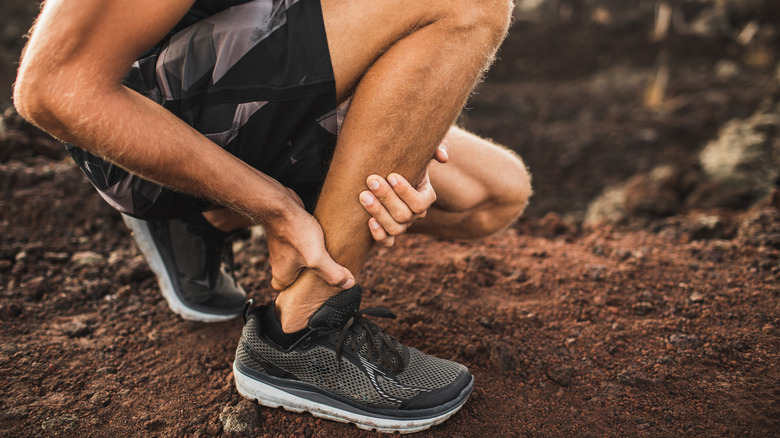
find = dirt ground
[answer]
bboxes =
[1,2,779,437]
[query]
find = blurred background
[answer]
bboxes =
[1,0,779,225]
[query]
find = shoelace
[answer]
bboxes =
[334,308,407,374]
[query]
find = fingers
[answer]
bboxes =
[306,253,356,290]
[369,217,395,247]
[360,189,408,237]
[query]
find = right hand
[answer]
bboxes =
[264,188,355,291]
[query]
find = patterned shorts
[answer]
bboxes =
[68,0,337,219]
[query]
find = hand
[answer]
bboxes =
[265,188,355,291]
[359,141,449,247]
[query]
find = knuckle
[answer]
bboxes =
[395,210,414,224]
[409,199,428,214]
[387,224,406,236]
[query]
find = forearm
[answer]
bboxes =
[20,79,292,226]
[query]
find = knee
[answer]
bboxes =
[448,0,514,49]
[474,154,532,236]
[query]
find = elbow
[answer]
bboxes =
[12,72,38,124]
[13,61,83,139]
[13,66,56,130]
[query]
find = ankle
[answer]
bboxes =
[274,272,340,333]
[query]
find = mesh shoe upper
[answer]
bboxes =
[140,214,246,313]
[235,286,471,411]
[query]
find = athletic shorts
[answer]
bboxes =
[67,0,338,220]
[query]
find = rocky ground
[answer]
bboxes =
[1,1,779,437]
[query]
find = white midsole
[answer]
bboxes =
[233,363,469,434]
[122,215,239,323]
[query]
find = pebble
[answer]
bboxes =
[545,364,574,386]
[44,252,70,263]
[89,390,111,407]
[41,414,78,432]
[668,333,701,349]
[688,292,705,303]
[219,400,261,435]
[487,340,519,373]
[22,276,48,301]
[479,317,493,328]
[116,256,152,283]
[0,303,22,320]
[71,251,105,267]
[632,302,654,315]
[59,319,91,338]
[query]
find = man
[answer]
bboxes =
[14,0,530,432]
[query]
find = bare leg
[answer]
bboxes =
[274,0,514,332]
[412,126,532,239]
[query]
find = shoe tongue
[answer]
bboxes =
[308,285,362,330]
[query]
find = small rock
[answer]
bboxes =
[71,251,105,267]
[59,319,91,338]
[463,344,478,359]
[632,302,654,316]
[96,366,117,375]
[85,279,112,298]
[41,414,78,432]
[714,59,740,79]
[507,270,528,283]
[219,400,260,435]
[487,340,519,373]
[587,265,607,281]
[688,292,705,303]
[89,390,111,407]
[44,252,70,263]
[116,256,152,283]
[545,364,574,386]
[479,317,492,328]
[669,333,701,349]
[0,303,23,320]
[21,276,48,301]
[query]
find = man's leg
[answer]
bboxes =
[413,126,532,239]
[274,0,515,332]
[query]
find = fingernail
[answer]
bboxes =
[388,175,398,186]
[370,218,380,229]
[440,146,449,160]
[368,179,380,190]
[361,193,374,205]
[343,278,355,289]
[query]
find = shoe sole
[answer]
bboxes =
[123,215,240,323]
[233,362,473,434]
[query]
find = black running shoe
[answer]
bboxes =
[233,286,473,433]
[122,214,246,322]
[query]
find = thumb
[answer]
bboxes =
[309,255,356,290]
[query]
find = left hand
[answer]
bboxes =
[359,141,449,247]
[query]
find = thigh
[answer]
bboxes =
[128,0,338,214]
[428,126,529,212]
[321,0,478,102]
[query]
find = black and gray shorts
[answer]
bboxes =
[68,0,337,219]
